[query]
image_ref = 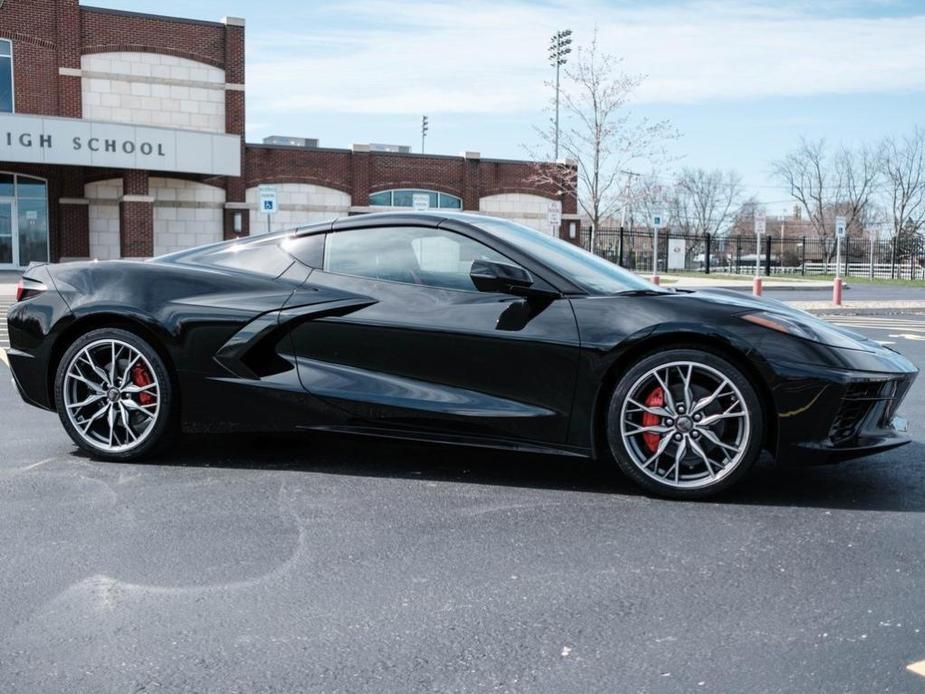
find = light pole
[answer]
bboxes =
[421,115,428,154]
[548,29,572,160]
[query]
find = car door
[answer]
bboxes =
[285,221,581,446]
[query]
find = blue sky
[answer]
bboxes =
[86,0,925,207]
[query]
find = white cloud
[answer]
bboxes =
[244,0,925,116]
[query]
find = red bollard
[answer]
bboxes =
[651,275,660,286]
[753,276,763,297]
[833,277,843,306]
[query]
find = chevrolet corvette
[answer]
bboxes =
[6,211,917,498]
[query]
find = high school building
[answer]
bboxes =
[0,1,579,269]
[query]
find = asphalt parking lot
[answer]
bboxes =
[2,312,925,693]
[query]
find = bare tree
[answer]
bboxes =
[772,138,878,259]
[772,138,832,243]
[834,144,879,237]
[729,197,764,240]
[633,173,670,231]
[879,127,925,239]
[673,168,742,237]
[529,30,677,247]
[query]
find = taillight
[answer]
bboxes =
[15,277,46,302]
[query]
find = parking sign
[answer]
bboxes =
[259,185,278,215]
[835,216,846,238]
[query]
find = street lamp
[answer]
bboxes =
[548,29,572,160]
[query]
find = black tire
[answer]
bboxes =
[54,327,177,461]
[605,348,764,499]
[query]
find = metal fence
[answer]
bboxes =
[581,228,925,280]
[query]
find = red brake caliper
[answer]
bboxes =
[130,364,155,406]
[641,387,665,453]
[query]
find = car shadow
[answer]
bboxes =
[85,431,925,513]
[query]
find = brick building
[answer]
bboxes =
[0,1,579,268]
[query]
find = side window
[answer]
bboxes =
[282,233,324,268]
[196,241,293,278]
[323,226,513,291]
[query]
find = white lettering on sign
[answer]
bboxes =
[0,112,241,177]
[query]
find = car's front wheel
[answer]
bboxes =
[606,348,764,499]
[55,327,177,461]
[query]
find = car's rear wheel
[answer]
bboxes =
[606,348,763,499]
[54,328,176,461]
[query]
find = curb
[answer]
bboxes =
[716,283,836,293]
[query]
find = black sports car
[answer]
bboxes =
[6,211,918,498]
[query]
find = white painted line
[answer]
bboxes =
[0,348,8,368]
[907,659,925,678]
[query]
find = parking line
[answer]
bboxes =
[0,348,8,368]
[907,660,925,678]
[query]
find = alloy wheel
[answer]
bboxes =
[62,338,161,453]
[619,360,751,490]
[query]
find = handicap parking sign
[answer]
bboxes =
[259,185,278,215]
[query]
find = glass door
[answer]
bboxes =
[0,174,49,268]
[0,200,13,267]
[16,178,49,267]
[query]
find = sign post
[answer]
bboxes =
[546,202,562,237]
[753,210,766,296]
[259,185,278,235]
[834,215,846,305]
[651,213,664,285]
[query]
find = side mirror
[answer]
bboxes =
[470,259,535,294]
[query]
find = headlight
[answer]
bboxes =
[741,310,871,351]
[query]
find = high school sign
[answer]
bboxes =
[0,112,241,176]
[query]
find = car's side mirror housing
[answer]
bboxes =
[469,259,559,299]
[470,259,534,293]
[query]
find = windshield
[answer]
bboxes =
[474,217,663,295]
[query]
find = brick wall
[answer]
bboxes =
[0,0,60,116]
[80,7,226,68]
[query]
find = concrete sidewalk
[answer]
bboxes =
[791,300,925,314]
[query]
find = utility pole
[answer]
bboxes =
[548,29,572,160]
[421,115,428,154]
[619,169,641,230]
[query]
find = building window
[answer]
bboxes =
[369,189,462,210]
[0,40,12,113]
